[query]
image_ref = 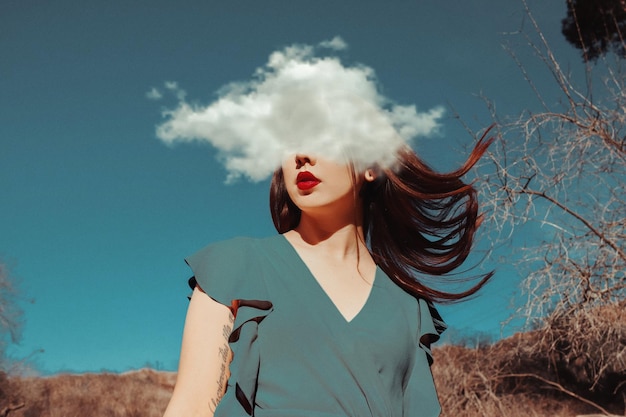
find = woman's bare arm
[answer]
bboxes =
[163,286,234,417]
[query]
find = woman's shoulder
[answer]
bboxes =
[187,235,282,266]
[197,235,257,250]
[185,235,282,300]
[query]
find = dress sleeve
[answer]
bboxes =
[403,298,446,417]
[185,237,274,417]
[186,237,260,307]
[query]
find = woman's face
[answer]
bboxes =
[281,153,368,217]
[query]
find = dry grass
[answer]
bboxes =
[1,369,175,417]
[1,304,623,417]
[433,342,590,417]
[432,301,626,417]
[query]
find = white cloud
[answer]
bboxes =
[146,87,162,100]
[319,36,348,51]
[155,37,444,182]
[164,81,186,100]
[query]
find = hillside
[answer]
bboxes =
[0,369,175,417]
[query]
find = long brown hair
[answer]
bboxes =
[270,130,495,303]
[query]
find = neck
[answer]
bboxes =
[291,212,366,259]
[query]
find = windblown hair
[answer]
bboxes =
[270,130,495,303]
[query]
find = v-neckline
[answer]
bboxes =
[279,234,378,324]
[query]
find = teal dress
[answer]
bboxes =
[186,235,445,417]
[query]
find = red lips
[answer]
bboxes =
[296,171,321,190]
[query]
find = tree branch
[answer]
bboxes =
[518,188,626,262]
[497,373,613,415]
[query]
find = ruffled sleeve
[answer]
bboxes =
[185,238,274,417]
[403,298,446,417]
[417,298,447,366]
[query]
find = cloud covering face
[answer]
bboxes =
[153,37,444,182]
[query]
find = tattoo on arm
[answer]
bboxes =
[209,311,235,413]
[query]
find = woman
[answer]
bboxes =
[162,132,494,417]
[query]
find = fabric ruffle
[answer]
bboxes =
[402,298,446,417]
[187,277,273,416]
[228,298,274,416]
[417,298,447,366]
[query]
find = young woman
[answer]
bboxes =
[163,133,494,417]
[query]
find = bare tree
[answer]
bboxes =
[0,262,21,371]
[0,262,24,413]
[474,0,625,404]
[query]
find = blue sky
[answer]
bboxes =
[1,0,580,374]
